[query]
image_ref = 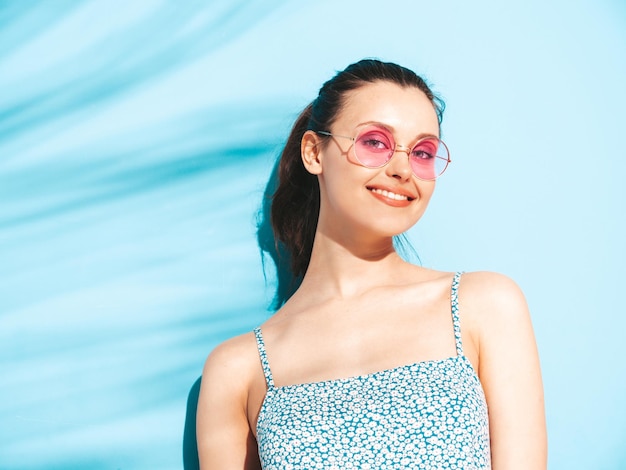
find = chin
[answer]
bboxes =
[375,215,423,236]
[370,222,419,239]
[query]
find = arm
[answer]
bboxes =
[464,272,547,469]
[196,337,261,470]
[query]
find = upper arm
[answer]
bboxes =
[196,336,261,470]
[463,272,547,469]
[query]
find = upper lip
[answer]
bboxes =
[366,185,417,200]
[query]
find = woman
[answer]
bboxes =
[196,59,547,469]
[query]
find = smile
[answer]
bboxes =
[368,187,414,201]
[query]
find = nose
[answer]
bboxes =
[385,145,413,180]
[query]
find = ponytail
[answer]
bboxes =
[270,104,320,282]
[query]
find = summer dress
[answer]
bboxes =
[253,272,491,469]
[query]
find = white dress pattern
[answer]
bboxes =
[254,272,491,469]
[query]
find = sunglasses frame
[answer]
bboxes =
[315,129,451,181]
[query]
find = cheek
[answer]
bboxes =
[319,151,364,192]
[418,182,436,202]
[318,169,362,207]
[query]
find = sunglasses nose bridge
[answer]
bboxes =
[393,143,413,158]
[385,144,415,179]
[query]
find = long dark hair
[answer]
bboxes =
[260,59,445,307]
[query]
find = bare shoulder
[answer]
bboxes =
[457,271,529,322]
[454,271,535,365]
[458,272,547,467]
[197,332,264,468]
[201,332,260,393]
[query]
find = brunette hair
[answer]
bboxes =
[266,59,444,305]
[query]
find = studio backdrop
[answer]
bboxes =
[1,1,624,469]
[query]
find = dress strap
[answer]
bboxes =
[253,327,275,389]
[450,272,464,357]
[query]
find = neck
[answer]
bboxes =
[298,228,407,300]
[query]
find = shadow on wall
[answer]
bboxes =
[180,126,425,467]
[182,159,297,468]
[183,377,201,470]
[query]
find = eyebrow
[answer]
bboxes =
[355,121,439,140]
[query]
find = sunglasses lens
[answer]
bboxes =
[409,138,449,180]
[354,129,393,167]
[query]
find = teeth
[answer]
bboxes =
[370,188,409,201]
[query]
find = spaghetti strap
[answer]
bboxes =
[253,327,275,389]
[450,272,464,357]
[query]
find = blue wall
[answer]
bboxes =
[1,1,624,468]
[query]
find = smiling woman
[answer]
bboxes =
[196,59,547,469]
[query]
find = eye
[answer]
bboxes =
[356,130,392,152]
[411,149,434,160]
[411,140,438,160]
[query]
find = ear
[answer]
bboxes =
[301,130,323,175]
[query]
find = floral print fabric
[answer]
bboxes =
[254,272,491,469]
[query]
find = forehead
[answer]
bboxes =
[334,81,439,137]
